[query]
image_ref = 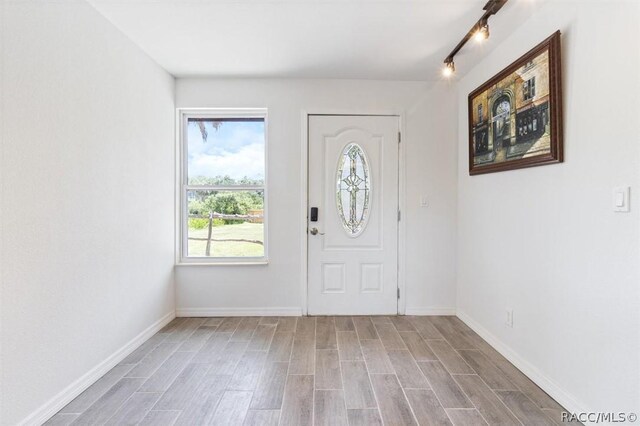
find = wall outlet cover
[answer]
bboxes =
[506,309,514,328]
[613,186,630,212]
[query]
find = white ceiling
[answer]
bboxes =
[87,0,536,80]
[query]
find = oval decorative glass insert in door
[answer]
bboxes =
[336,143,371,236]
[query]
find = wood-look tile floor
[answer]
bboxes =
[47,316,571,426]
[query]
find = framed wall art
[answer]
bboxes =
[469,31,563,175]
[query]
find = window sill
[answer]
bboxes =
[176,260,269,267]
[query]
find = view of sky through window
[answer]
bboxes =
[187,119,265,184]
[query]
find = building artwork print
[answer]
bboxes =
[469,31,563,175]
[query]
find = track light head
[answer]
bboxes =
[443,60,455,78]
[474,21,490,42]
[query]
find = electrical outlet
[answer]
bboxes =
[506,309,514,328]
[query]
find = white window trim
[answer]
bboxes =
[176,108,269,265]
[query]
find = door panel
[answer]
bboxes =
[308,115,399,315]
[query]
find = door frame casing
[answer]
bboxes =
[301,110,407,316]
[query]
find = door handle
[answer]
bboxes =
[309,227,325,236]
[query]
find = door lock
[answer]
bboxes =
[309,227,325,236]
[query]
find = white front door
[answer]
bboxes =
[307,115,399,315]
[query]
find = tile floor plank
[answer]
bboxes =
[480,348,565,410]
[405,389,452,425]
[228,350,268,390]
[247,324,276,351]
[280,375,314,426]
[314,389,349,426]
[315,350,342,390]
[458,350,518,390]
[152,362,210,410]
[243,410,280,425]
[407,317,444,340]
[217,317,243,333]
[203,317,225,326]
[336,331,363,361]
[177,325,218,352]
[126,342,179,378]
[231,317,261,342]
[139,410,181,426]
[426,339,474,374]
[370,316,392,325]
[259,317,279,325]
[165,318,204,343]
[208,341,249,375]
[417,361,472,408]
[387,350,431,389]
[290,332,316,374]
[496,390,556,425]
[249,361,289,409]
[429,317,476,350]
[446,408,489,426]
[43,413,79,426]
[316,317,338,350]
[159,318,186,333]
[369,374,418,425]
[104,392,161,425]
[71,378,144,425]
[120,333,168,365]
[374,323,407,350]
[341,361,377,408]
[210,390,253,425]
[360,339,395,374]
[174,373,231,425]
[60,364,133,413]
[267,331,294,362]
[334,317,355,331]
[191,332,232,363]
[295,317,316,335]
[399,331,438,361]
[139,351,195,392]
[347,409,383,426]
[390,316,416,331]
[276,317,297,332]
[453,374,520,425]
[352,317,378,340]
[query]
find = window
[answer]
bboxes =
[179,109,267,263]
[336,143,371,236]
[523,77,536,101]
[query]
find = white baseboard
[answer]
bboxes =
[405,307,456,316]
[177,307,453,317]
[456,310,588,416]
[176,307,303,317]
[20,311,175,426]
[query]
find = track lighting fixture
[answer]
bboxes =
[441,0,508,78]
[442,60,455,77]
[474,20,490,43]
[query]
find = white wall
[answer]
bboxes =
[456,0,640,414]
[175,79,458,316]
[0,1,176,424]
[405,82,459,315]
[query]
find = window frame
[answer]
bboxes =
[177,108,268,265]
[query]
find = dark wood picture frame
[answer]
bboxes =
[468,31,563,175]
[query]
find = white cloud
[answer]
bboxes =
[190,142,265,180]
[187,121,265,181]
